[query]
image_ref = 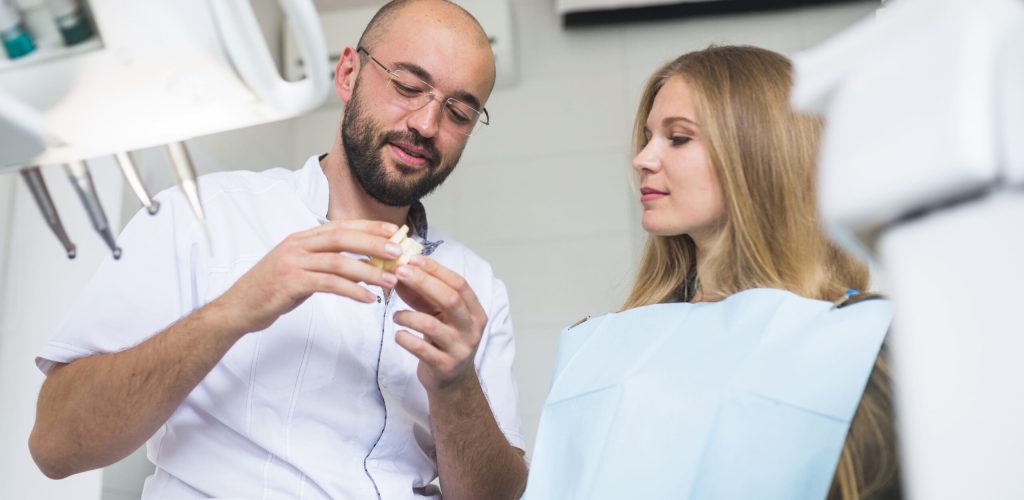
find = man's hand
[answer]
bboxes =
[392,255,527,500]
[392,255,487,392]
[216,219,404,336]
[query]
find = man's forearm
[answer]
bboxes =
[29,299,246,479]
[430,376,528,500]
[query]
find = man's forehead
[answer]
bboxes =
[379,1,489,45]
[372,16,495,98]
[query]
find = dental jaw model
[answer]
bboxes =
[369,224,422,273]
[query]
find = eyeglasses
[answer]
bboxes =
[357,46,490,137]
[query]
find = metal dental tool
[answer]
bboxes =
[115,151,160,215]
[165,141,211,248]
[64,159,122,259]
[19,166,77,259]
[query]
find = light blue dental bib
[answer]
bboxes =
[523,288,892,500]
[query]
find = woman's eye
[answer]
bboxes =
[671,136,691,146]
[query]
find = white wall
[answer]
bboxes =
[0,175,13,308]
[1,1,878,498]
[0,159,123,500]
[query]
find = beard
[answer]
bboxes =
[341,83,461,207]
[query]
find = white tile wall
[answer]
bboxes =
[290,106,341,161]
[513,0,628,82]
[473,234,636,331]
[453,152,635,244]
[101,447,153,496]
[511,325,562,458]
[461,73,632,165]
[417,176,461,234]
[100,491,144,500]
[97,0,880,496]
[0,175,13,297]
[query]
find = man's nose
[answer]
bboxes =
[406,97,443,138]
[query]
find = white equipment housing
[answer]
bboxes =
[792,0,1024,497]
[0,0,330,172]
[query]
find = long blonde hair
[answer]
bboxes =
[623,45,867,308]
[624,46,901,499]
[829,340,903,500]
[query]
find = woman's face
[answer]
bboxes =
[632,76,725,246]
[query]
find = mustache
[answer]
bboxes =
[380,130,440,164]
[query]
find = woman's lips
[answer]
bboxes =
[640,187,668,202]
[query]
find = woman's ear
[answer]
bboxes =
[334,47,360,103]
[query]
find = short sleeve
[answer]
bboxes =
[35,189,201,374]
[474,277,525,451]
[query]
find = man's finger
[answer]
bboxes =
[395,263,468,318]
[407,255,484,314]
[393,310,456,350]
[304,228,404,260]
[302,253,398,289]
[309,272,377,303]
[395,330,449,368]
[393,282,436,315]
[298,219,398,242]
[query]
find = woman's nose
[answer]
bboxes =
[631,144,660,172]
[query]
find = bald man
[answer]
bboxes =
[29,1,527,498]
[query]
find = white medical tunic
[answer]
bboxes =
[36,155,524,499]
[523,289,891,500]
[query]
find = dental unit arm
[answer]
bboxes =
[0,0,330,258]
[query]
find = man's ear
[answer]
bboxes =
[334,46,360,103]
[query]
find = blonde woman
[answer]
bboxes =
[523,46,900,500]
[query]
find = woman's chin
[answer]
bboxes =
[641,222,684,238]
